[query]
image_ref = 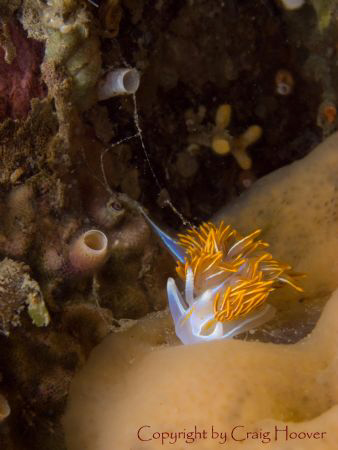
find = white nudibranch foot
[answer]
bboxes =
[98,68,140,100]
[167,268,276,345]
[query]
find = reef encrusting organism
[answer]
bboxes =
[310,0,338,30]
[0,98,57,188]
[186,103,263,170]
[0,258,50,335]
[69,229,109,273]
[21,0,102,113]
[278,0,305,11]
[98,0,122,37]
[167,222,303,344]
[0,391,10,422]
[2,183,36,258]
[98,68,140,100]
[96,212,172,319]
[317,99,337,136]
[0,18,46,121]
[275,69,294,96]
[211,104,263,170]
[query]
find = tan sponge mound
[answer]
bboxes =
[64,288,338,450]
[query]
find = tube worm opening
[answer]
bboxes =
[98,68,140,100]
[279,0,304,10]
[69,230,108,272]
[83,230,107,251]
[121,69,140,93]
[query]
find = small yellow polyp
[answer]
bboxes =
[231,147,252,170]
[237,125,263,148]
[215,103,232,129]
[211,136,231,155]
[232,125,263,169]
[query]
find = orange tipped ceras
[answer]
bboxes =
[175,222,304,323]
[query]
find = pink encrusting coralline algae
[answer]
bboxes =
[0,20,46,121]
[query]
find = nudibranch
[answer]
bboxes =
[168,222,304,344]
[141,210,304,345]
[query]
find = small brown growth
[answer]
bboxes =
[275,69,294,96]
[0,258,43,335]
[0,392,10,422]
[323,105,337,124]
[99,0,122,37]
[320,102,337,125]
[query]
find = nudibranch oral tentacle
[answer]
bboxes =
[168,221,304,344]
[139,209,186,263]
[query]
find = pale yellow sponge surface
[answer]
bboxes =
[64,134,338,449]
[64,289,338,450]
[214,131,338,299]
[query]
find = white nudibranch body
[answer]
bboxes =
[167,268,276,344]
[98,68,140,100]
[165,222,304,345]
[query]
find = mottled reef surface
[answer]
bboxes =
[0,0,337,449]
